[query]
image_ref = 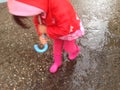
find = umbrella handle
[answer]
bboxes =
[34,35,48,53]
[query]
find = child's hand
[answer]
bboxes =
[38,24,47,34]
[39,35,48,45]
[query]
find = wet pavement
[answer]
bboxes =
[0,0,120,90]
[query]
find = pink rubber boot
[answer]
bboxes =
[49,55,62,73]
[64,40,80,60]
[68,46,80,60]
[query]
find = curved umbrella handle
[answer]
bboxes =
[34,44,48,53]
[34,34,48,53]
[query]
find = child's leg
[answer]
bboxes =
[49,39,63,73]
[64,39,80,60]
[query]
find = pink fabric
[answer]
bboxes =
[7,0,44,16]
[59,22,85,40]
[49,55,62,73]
[53,39,78,56]
[68,45,80,60]
[50,39,79,73]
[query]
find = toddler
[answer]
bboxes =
[7,0,84,73]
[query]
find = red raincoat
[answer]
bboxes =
[17,0,81,39]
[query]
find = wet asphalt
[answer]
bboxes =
[0,0,120,90]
